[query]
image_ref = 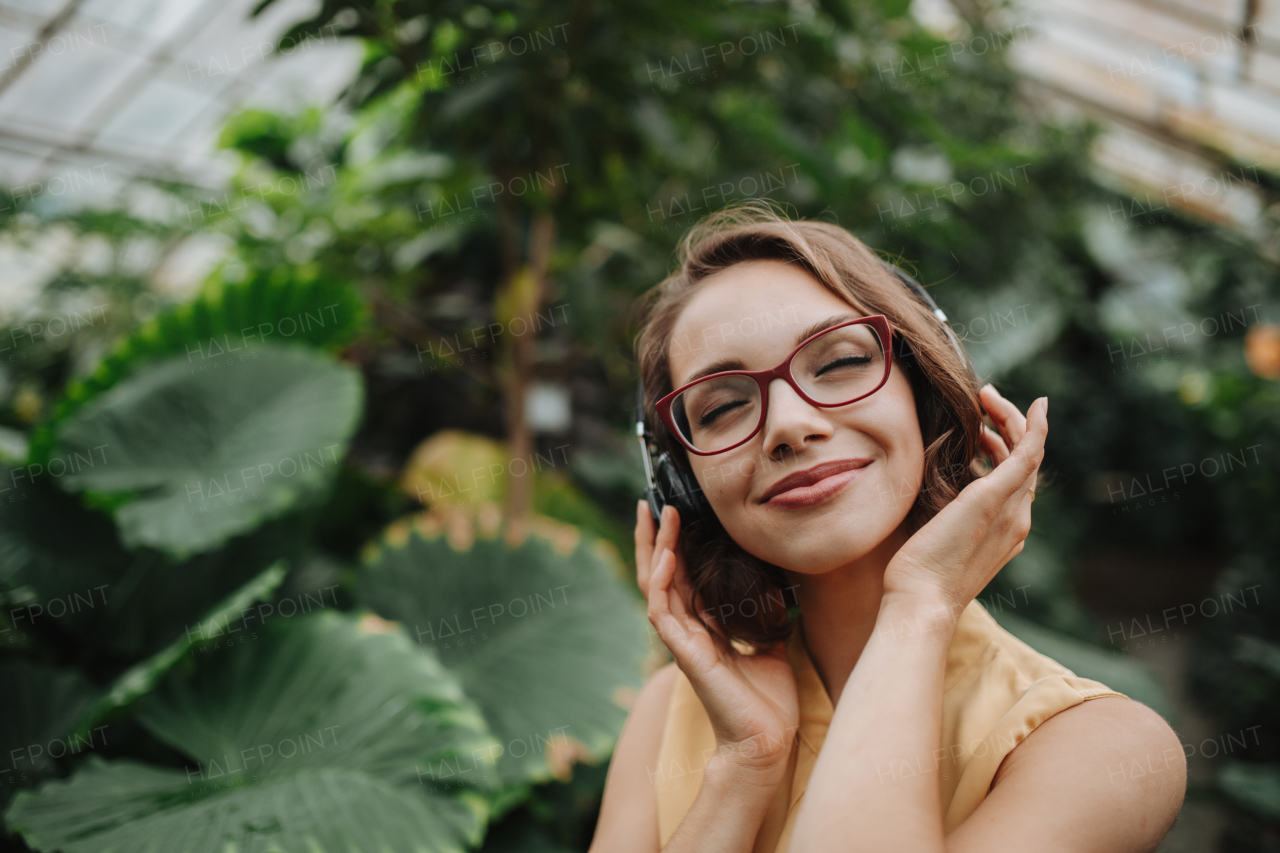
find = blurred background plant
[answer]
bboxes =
[0,0,1276,850]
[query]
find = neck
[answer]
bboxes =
[784,523,911,707]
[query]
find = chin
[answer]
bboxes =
[736,518,894,575]
[725,483,907,571]
[792,535,885,573]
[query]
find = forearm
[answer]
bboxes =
[789,594,959,853]
[663,758,786,853]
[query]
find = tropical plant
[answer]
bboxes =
[0,271,649,852]
[0,0,1276,848]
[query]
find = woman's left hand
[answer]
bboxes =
[881,386,1048,616]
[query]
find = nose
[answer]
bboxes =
[760,378,834,460]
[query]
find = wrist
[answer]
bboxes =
[704,720,797,775]
[876,590,964,641]
[703,747,789,795]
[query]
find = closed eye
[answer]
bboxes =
[699,399,749,426]
[814,354,871,377]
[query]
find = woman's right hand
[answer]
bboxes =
[636,501,800,779]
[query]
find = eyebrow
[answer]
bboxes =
[684,357,746,384]
[794,313,861,347]
[678,313,864,385]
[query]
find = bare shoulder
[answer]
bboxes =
[635,660,682,722]
[588,661,681,853]
[949,697,1186,853]
[998,696,1185,797]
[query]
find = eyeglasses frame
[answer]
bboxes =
[656,315,895,456]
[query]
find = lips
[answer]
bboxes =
[759,458,872,507]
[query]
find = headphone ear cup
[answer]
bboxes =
[654,452,711,524]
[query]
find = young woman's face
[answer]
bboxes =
[667,259,925,575]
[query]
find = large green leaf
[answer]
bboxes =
[7,612,497,853]
[0,475,129,607]
[357,511,649,785]
[0,472,298,671]
[0,661,100,809]
[68,520,302,664]
[54,346,363,558]
[71,561,289,738]
[28,269,365,465]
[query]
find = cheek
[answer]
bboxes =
[882,429,926,511]
[830,408,924,508]
[691,453,751,511]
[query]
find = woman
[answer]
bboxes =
[589,206,1185,853]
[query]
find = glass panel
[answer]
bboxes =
[0,24,36,76]
[169,0,324,90]
[95,77,217,150]
[241,40,362,112]
[79,0,201,41]
[0,0,59,20]
[0,42,145,133]
[0,148,43,194]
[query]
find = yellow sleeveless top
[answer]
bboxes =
[653,600,1125,852]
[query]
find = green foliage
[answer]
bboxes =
[0,0,1274,848]
[0,474,130,607]
[0,204,645,851]
[992,610,1173,721]
[219,109,327,170]
[72,562,289,739]
[533,473,633,574]
[0,661,99,809]
[358,511,648,787]
[55,346,363,557]
[27,268,366,465]
[1218,761,1280,821]
[8,612,495,853]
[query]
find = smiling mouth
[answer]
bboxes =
[760,459,872,508]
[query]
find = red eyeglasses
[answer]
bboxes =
[656,315,894,456]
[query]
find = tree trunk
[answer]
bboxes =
[502,209,556,539]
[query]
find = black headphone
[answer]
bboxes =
[636,261,978,527]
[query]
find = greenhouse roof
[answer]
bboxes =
[1006,0,1280,240]
[0,0,361,191]
[0,0,1275,241]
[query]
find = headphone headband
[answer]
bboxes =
[878,260,949,323]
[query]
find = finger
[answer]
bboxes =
[654,516,702,637]
[980,384,1023,432]
[1018,397,1047,492]
[635,500,655,596]
[649,549,703,650]
[979,425,1010,466]
[986,397,1047,496]
[980,385,1028,449]
[984,396,1025,453]
[652,504,681,573]
[646,548,684,641]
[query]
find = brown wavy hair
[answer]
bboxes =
[635,203,986,649]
